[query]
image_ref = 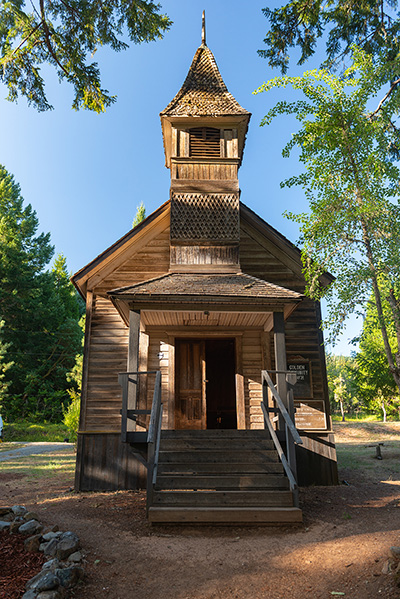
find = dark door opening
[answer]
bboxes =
[205,338,237,429]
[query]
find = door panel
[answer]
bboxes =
[175,339,205,429]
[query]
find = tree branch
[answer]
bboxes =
[9,21,43,58]
[39,0,70,78]
[368,77,400,119]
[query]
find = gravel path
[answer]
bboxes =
[0,442,73,462]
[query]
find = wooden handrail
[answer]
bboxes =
[118,370,163,515]
[261,402,298,493]
[261,369,302,507]
[262,370,302,445]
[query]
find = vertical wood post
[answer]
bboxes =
[128,310,141,432]
[273,311,288,431]
[75,290,93,491]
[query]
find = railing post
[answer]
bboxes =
[273,311,288,431]
[119,373,128,443]
[127,310,140,432]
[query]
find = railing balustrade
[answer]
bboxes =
[118,369,162,514]
[261,369,303,507]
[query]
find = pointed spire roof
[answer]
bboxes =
[161,15,249,118]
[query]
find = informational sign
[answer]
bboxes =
[287,356,312,398]
[294,400,327,430]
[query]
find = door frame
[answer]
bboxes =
[168,332,245,430]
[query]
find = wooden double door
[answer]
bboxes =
[175,338,237,429]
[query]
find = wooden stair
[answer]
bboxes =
[147,430,302,525]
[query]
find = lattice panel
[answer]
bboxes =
[170,192,239,242]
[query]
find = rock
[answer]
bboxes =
[2,512,15,522]
[42,559,60,571]
[22,590,38,599]
[55,566,84,589]
[24,534,42,552]
[26,571,59,592]
[37,593,65,599]
[24,511,40,522]
[40,542,50,552]
[0,507,12,516]
[55,532,80,560]
[9,520,22,534]
[390,547,400,561]
[0,521,11,531]
[43,538,59,557]
[43,531,62,542]
[19,519,43,535]
[67,551,83,563]
[382,559,394,574]
[12,504,27,516]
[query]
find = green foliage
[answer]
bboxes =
[0,165,84,422]
[4,420,69,442]
[259,1,400,73]
[353,285,400,419]
[63,389,80,442]
[132,201,146,228]
[0,1,172,112]
[326,354,361,418]
[255,49,400,395]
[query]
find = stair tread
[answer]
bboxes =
[148,506,303,524]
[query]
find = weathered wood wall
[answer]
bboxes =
[240,211,337,485]
[76,208,337,489]
[76,226,171,491]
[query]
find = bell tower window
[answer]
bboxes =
[189,127,221,157]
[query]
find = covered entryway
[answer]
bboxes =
[175,338,236,430]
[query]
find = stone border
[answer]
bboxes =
[0,505,84,599]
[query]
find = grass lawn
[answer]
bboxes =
[1,447,76,482]
[3,421,70,443]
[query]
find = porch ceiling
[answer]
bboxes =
[142,309,274,330]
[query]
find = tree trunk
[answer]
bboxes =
[340,399,345,422]
[381,400,387,423]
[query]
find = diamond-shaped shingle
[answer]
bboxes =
[161,45,250,117]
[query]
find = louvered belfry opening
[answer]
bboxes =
[189,127,220,157]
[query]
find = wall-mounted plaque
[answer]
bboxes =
[287,356,312,398]
[294,400,327,430]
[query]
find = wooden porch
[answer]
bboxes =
[119,368,303,525]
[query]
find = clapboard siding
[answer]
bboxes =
[242,330,263,429]
[94,228,170,294]
[85,295,128,431]
[146,333,170,428]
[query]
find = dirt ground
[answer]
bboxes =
[2,422,400,599]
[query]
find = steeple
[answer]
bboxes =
[160,16,251,274]
[201,10,206,47]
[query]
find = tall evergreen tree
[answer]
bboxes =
[0,165,83,421]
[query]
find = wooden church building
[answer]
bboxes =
[72,19,338,524]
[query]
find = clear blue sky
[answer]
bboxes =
[0,0,361,354]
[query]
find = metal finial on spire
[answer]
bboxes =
[202,10,206,46]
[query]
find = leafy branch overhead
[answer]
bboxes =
[259,1,400,117]
[260,0,400,72]
[0,0,172,112]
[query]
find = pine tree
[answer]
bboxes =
[132,202,146,228]
[0,165,83,421]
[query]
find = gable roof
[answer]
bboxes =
[160,44,250,118]
[71,199,334,300]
